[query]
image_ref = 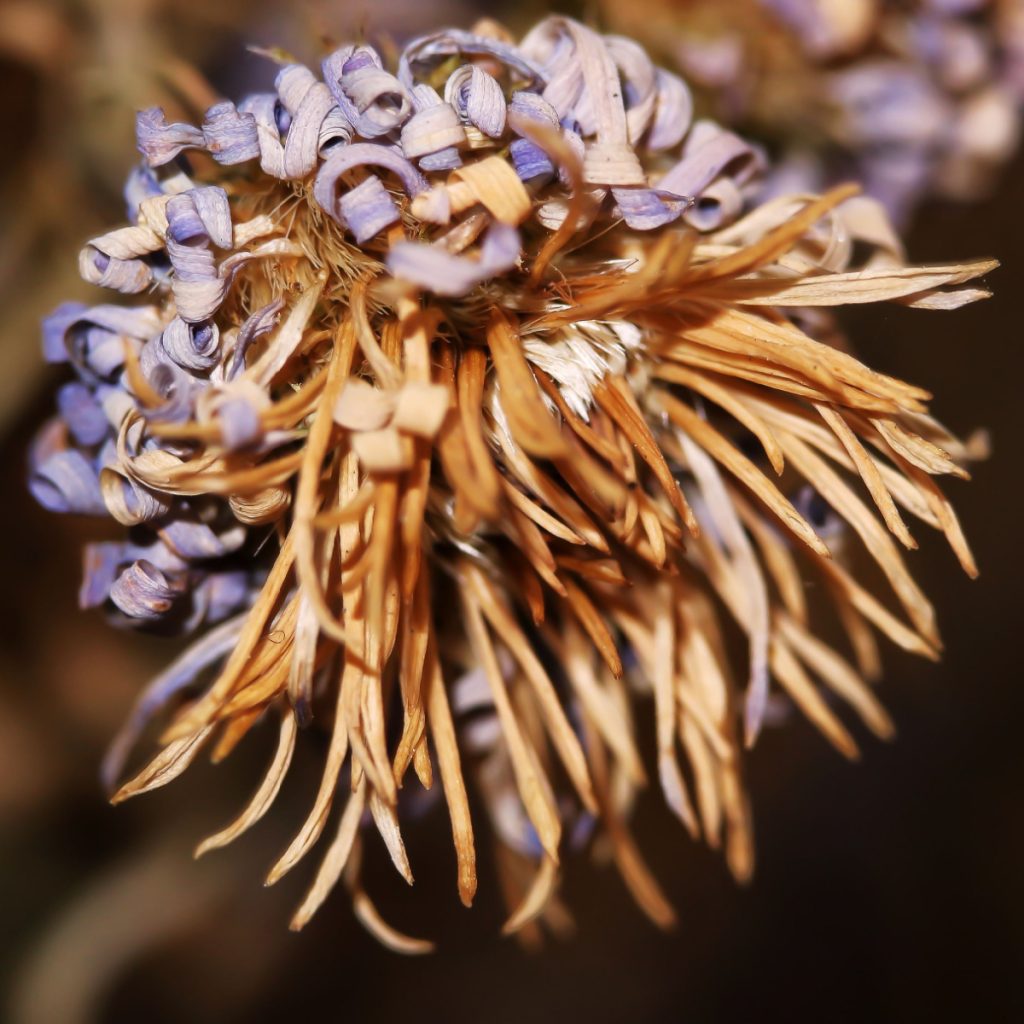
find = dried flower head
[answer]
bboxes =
[30,15,994,950]
[605,0,1024,225]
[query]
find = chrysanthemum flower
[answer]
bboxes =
[605,0,1024,225]
[29,15,995,950]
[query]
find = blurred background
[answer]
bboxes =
[1,1,1021,1021]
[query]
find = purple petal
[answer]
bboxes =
[509,91,560,181]
[42,302,88,363]
[78,247,153,293]
[221,397,264,450]
[657,121,763,211]
[322,46,413,139]
[227,298,285,379]
[80,542,127,609]
[161,317,221,373]
[313,143,428,225]
[202,101,261,165]
[124,164,165,221]
[612,187,686,230]
[339,175,399,243]
[238,93,286,178]
[386,222,521,296]
[145,360,197,422]
[53,304,159,380]
[195,570,252,625]
[160,518,246,560]
[189,187,233,248]
[401,85,466,165]
[29,450,107,516]
[445,65,507,138]
[109,559,186,621]
[275,65,337,179]
[57,382,109,446]
[647,69,693,151]
[317,106,353,154]
[136,107,205,166]
[398,29,545,90]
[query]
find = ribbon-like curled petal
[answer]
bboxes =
[160,317,221,373]
[136,107,205,166]
[322,46,413,139]
[57,382,109,447]
[444,65,508,138]
[402,85,466,170]
[30,450,107,516]
[313,143,429,227]
[202,101,261,165]
[398,28,545,89]
[110,560,186,621]
[387,221,522,296]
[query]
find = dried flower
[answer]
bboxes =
[30,15,994,950]
[605,0,1024,225]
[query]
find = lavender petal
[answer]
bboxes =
[57,382,109,446]
[110,559,186,621]
[313,143,428,225]
[202,101,261,165]
[136,107,205,166]
[339,175,400,243]
[29,450,107,516]
[386,222,521,296]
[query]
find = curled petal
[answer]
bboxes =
[398,28,544,90]
[161,317,221,373]
[78,247,152,294]
[109,559,186,621]
[228,298,286,379]
[683,176,744,232]
[313,143,428,224]
[657,120,763,222]
[238,93,286,178]
[275,64,338,178]
[509,91,560,182]
[41,302,88,364]
[80,542,127,609]
[647,69,693,151]
[136,107,205,166]
[57,382,109,447]
[29,450,106,516]
[387,222,521,296]
[605,35,659,144]
[613,186,688,230]
[160,518,247,560]
[339,176,400,243]
[321,45,413,139]
[202,101,260,165]
[124,164,165,221]
[401,85,466,166]
[100,465,173,526]
[444,64,507,138]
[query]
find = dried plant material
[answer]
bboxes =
[195,706,297,857]
[290,779,366,931]
[31,14,991,950]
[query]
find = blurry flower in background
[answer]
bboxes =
[26,9,995,956]
[603,0,1024,226]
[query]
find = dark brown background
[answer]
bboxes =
[1,3,1021,1021]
